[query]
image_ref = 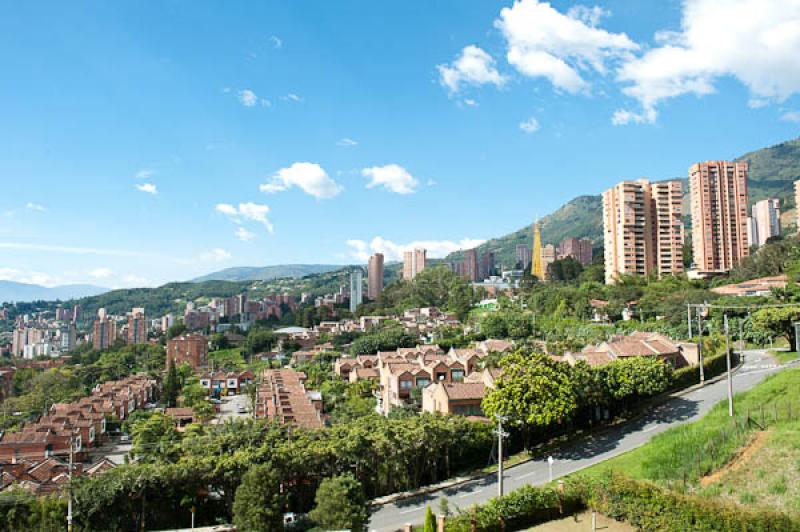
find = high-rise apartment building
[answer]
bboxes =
[93,315,117,351]
[402,248,426,280]
[602,179,684,284]
[542,244,556,273]
[349,270,363,313]
[689,161,749,273]
[479,251,495,279]
[748,198,781,247]
[795,180,800,233]
[167,333,208,370]
[558,237,593,265]
[463,248,479,281]
[367,253,384,300]
[515,244,531,270]
[127,308,147,345]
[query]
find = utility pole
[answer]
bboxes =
[687,304,693,339]
[697,307,705,384]
[495,415,508,497]
[724,314,734,417]
[67,433,74,532]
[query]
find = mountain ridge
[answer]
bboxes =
[0,281,108,304]
[191,264,345,282]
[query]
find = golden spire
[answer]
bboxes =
[532,219,545,279]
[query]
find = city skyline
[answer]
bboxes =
[2,1,800,289]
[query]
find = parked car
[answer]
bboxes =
[120,434,130,443]
[236,405,247,414]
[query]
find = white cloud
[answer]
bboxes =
[89,267,112,279]
[135,183,158,195]
[201,248,232,262]
[0,267,60,287]
[121,274,150,287]
[215,202,274,233]
[362,164,419,195]
[616,0,800,123]
[134,168,154,180]
[438,45,507,93]
[346,237,486,262]
[238,89,258,107]
[25,202,47,212]
[781,111,800,123]
[611,107,657,126]
[235,227,256,242]
[260,98,272,107]
[566,5,610,27]
[495,0,638,94]
[337,137,358,147]
[463,98,479,107]
[282,93,302,102]
[260,162,342,199]
[519,117,540,133]
[270,35,283,49]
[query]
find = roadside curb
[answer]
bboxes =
[370,352,748,508]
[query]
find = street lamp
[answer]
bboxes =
[495,415,508,497]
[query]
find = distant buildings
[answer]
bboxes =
[166,333,208,370]
[795,180,800,232]
[367,253,384,300]
[349,270,363,313]
[479,251,495,280]
[403,248,426,280]
[558,237,593,265]
[542,244,556,272]
[690,161,749,273]
[254,369,323,429]
[602,179,684,284]
[748,198,781,247]
[92,310,116,351]
[126,308,147,345]
[463,248,479,281]
[515,244,531,270]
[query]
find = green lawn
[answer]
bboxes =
[573,367,800,491]
[208,347,245,370]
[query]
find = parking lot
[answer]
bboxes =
[214,393,251,423]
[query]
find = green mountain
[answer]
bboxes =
[444,136,800,269]
[191,264,344,282]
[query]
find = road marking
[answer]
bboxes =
[643,425,658,433]
[398,506,422,514]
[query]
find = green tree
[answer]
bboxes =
[752,306,800,348]
[482,350,577,443]
[233,463,286,532]
[130,411,181,463]
[163,361,179,407]
[423,505,436,532]
[309,473,369,531]
[167,322,187,339]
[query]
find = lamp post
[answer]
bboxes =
[495,415,508,497]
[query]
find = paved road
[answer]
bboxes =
[368,349,783,531]
[214,394,250,423]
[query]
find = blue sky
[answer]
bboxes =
[1,0,799,288]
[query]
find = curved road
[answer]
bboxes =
[369,349,785,531]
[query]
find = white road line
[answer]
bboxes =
[398,506,422,514]
[642,425,659,433]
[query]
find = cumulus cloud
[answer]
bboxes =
[615,0,800,123]
[215,202,274,233]
[260,162,342,199]
[238,89,258,107]
[346,237,486,262]
[519,117,540,133]
[438,45,507,93]
[566,5,610,27]
[781,111,800,123]
[201,248,232,262]
[362,164,419,195]
[282,93,302,102]
[235,227,256,242]
[495,0,638,94]
[25,202,47,212]
[270,35,283,49]
[337,137,358,147]
[89,267,112,279]
[135,183,158,195]
[0,267,61,287]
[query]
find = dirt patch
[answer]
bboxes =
[525,510,635,531]
[700,430,771,488]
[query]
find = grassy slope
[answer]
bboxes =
[574,367,800,488]
[701,420,800,512]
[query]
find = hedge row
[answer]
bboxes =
[444,473,800,532]
[586,474,800,532]
[443,482,584,532]
[671,349,739,391]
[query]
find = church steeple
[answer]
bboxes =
[532,219,545,279]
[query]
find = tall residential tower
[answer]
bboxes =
[367,253,384,300]
[689,161,749,273]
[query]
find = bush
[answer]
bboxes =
[445,483,584,531]
[584,473,800,532]
[672,349,738,391]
